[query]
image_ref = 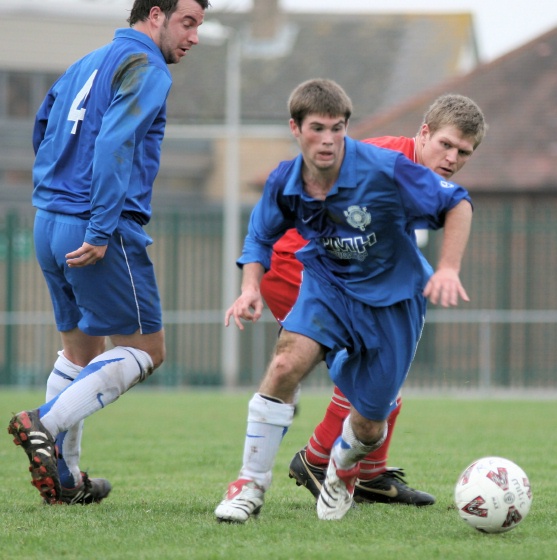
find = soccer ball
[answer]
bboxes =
[454,456,532,533]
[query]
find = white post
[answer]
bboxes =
[200,20,295,390]
[479,317,492,393]
[221,31,242,389]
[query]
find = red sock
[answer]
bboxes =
[359,398,402,480]
[305,386,350,467]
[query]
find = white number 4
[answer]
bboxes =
[67,70,98,134]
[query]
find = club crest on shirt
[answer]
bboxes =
[344,205,371,231]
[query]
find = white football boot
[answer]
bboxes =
[317,458,359,520]
[215,478,265,523]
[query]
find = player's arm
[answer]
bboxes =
[32,87,58,154]
[225,177,293,329]
[86,62,171,247]
[66,242,108,268]
[423,199,472,306]
[392,154,473,306]
[66,64,170,267]
[225,262,266,330]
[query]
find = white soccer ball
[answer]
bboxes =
[454,456,532,533]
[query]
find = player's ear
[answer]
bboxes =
[150,6,164,27]
[289,118,300,137]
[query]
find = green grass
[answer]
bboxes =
[1,389,556,559]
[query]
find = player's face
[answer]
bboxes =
[158,0,205,64]
[418,124,475,179]
[290,114,347,173]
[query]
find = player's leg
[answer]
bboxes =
[9,214,163,502]
[291,388,435,505]
[289,388,403,501]
[49,330,117,504]
[317,407,387,520]
[289,385,349,497]
[306,385,350,466]
[316,296,424,520]
[45,350,86,490]
[10,332,159,502]
[348,298,434,507]
[358,395,401,480]
[8,211,80,502]
[12,329,161,503]
[44,343,111,504]
[215,331,325,523]
[50,215,164,421]
[354,395,436,506]
[216,271,350,522]
[318,408,388,520]
[39,330,162,437]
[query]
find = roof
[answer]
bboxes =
[0,8,477,123]
[167,11,477,125]
[351,26,557,191]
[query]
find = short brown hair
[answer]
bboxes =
[128,0,210,26]
[422,93,487,148]
[288,79,353,128]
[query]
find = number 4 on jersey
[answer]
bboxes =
[68,70,98,134]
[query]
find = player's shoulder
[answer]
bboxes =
[363,136,414,158]
[63,43,111,78]
[353,136,401,164]
[267,158,298,184]
[114,29,170,72]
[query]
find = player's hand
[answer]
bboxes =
[423,268,470,307]
[224,289,264,330]
[65,242,108,268]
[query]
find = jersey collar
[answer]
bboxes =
[283,137,359,197]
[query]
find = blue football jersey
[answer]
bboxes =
[32,28,172,246]
[238,137,472,307]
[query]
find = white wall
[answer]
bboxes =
[0,10,125,72]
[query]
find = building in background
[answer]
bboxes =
[0,0,477,211]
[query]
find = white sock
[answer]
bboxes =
[46,351,84,487]
[40,346,153,436]
[332,415,387,470]
[46,351,83,400]
[239,393,295,490]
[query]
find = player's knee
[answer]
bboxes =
[269,353,303,385]
[111,332,165,371]
[149,344,165,371]
[351,417,386,447]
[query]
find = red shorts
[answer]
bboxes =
[260,229,307,321]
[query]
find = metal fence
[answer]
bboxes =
[2,191,557,391]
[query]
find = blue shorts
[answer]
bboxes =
[281,270,426,420]
[34,209,162,336]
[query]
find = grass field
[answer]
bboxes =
[1,389,556,560]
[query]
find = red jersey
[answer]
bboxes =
[260,136,416,320]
